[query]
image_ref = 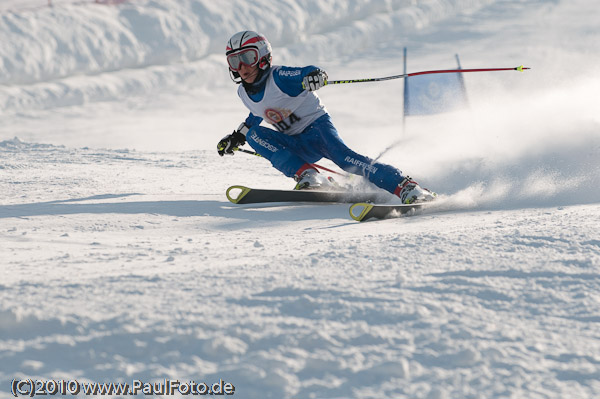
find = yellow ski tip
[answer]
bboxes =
[516,65,530,72]
[226,185,251,204]
[349,203,374,222]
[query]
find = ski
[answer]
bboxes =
[226,185,388,205]
[349,202,427,222]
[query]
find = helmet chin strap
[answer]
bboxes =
[229,65,264,85]
[229,69,242,84]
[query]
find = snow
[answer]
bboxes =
[1,0,599,398]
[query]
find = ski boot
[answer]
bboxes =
[394,177,437,204]
[294,167,337,190]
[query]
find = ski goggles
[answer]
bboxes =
[226,48,259,71]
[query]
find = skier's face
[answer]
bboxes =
[239,63,259,83]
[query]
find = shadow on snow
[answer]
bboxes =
[0,193,352,223]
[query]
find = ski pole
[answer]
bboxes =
[236,148,262,157]
[234,147,346,177]
[324,65,530,86]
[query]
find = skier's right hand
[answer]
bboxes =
[217,123,249,156]
[303,69,328,91]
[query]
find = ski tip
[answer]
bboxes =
[516,65,530,72]
[226,185,251,204]
[349,202,374,222]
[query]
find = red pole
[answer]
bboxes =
[406,67,530,78]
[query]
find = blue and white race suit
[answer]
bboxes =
[240,65,406,194]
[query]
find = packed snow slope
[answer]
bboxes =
[1,1,600,399]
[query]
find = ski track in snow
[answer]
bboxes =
[1,0,600,398]
[2,139,600,398]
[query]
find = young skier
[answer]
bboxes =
[217,30,435,204]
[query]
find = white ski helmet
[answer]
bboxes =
[226,31,272,83]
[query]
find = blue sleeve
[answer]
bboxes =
[273,65,320,97]
[244,113,263,128]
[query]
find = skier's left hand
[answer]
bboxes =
[303,69,328,91]
[217,130,246,156]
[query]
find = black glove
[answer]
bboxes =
[302,69,328,91]
[217,123,248,156]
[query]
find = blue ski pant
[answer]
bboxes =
[246,114,405,194]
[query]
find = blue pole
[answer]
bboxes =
[402,47,408,133]
[455,54,469,106]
